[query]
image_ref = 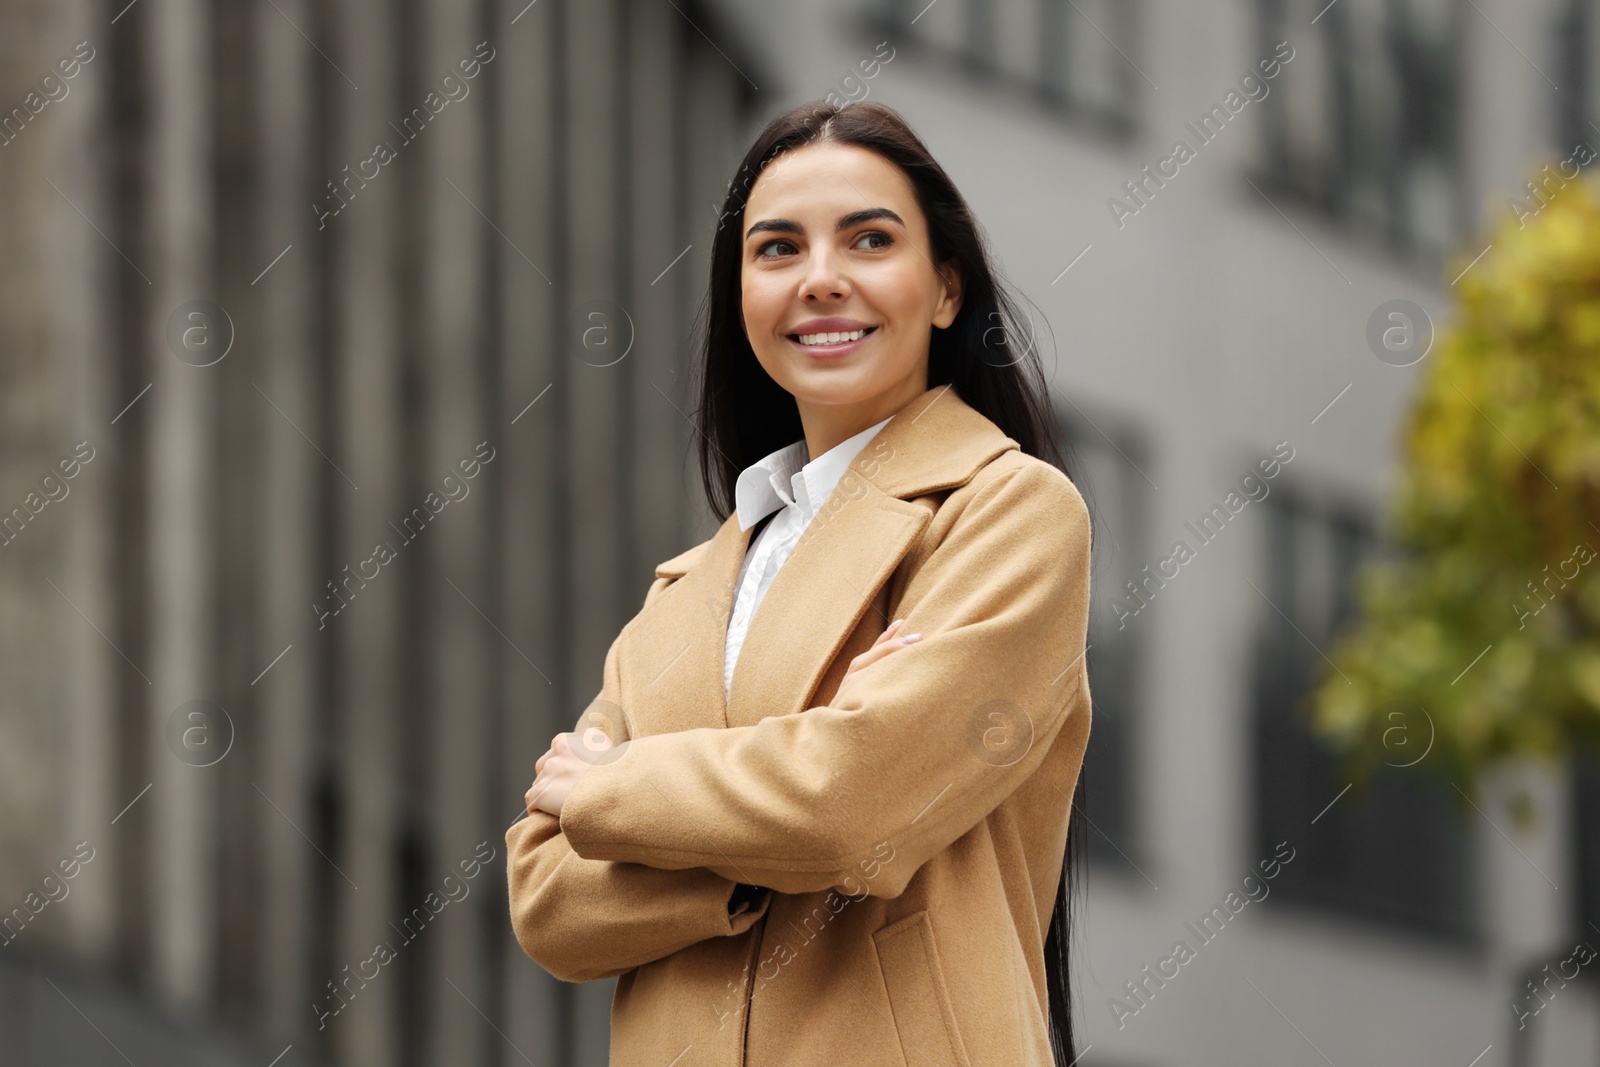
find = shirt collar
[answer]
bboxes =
[734,414,894,532]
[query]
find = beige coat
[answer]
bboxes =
[506,384,1093,1066]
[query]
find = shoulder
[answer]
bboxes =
[943,449,1089,538]
[898,448,1092,600]
[622,537,714,614]
[653,537,713,580]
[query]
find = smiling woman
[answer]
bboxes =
[508,101,1093,1067]
[737,141,964,462]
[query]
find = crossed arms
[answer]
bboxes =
[505,462,1091,982]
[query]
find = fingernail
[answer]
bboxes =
[901,632,921,643]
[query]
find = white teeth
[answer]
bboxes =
[796,329,867,346]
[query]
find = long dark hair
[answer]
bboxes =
[687,100,1088,1066]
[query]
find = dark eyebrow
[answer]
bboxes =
[744,218,797,240]
[744,208,905,242]
[837,208,905,232]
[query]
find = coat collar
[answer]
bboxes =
[646,384,1019,731]
[732,412,894,533]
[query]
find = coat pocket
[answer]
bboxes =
[870,910,973,1067]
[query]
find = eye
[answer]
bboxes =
[854,230,894,251]
[754,238,797,259]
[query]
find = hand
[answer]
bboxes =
[844,618,921,681]
[525,726,622,818]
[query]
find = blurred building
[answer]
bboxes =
[1,0,1595,1065]
[1,1,762,1065]
[765,0,1587,1065]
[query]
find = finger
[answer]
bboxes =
[847,642,896,675]
[528,776,552,807]
[531,776,564,816]
[873,619,905,647]
[876,630,919,656]
[868,629,923,665]
[853,621,906,670]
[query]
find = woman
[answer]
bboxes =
[508,101,1093,1067]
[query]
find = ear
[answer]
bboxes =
[932,260,963,329]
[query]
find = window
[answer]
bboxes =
[1250,482,1476,938]
[1252,0,1468,263]
[873,0,1142,138]
[1554,0,1600,154]
[1569,741,1600,940]
[1056,402,1152,872]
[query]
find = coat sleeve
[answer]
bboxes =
[557,461,1093,899]
[505,572,773,984]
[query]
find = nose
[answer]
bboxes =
[799,244,851,303]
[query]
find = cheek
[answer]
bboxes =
[740,273,782,338]
[863,265,938,340]
[739,276,793,381]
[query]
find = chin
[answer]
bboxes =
[780,373,882,408]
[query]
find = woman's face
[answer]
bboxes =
[739,142,962,426]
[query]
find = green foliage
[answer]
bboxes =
[1307,168,1600,802]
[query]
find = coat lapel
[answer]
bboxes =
[725,490,929,728]
[626,515,747,735]
[725,385,1019,729]
[621,385,1019,736]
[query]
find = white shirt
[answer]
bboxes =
[724,415,894,697]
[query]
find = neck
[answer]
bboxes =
[796,377,928,460]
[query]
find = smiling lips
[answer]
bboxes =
[788,324,878,357]
[796,326,870,344]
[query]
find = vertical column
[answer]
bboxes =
[628,0,689,579]
[145,0,218,1009]
[54,0,119,965]
[493,0,566,1060]
[330,0,405,1062]
[672,18,707,538]
[564,2,626,1062]
[418,1,494,1063]
[1481,758,1573,1000]
[211,0,264,1020]
[679,39,741,529]
[1454,0,1509,230]
[0,0,88,973]
[254,0,320,1042]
